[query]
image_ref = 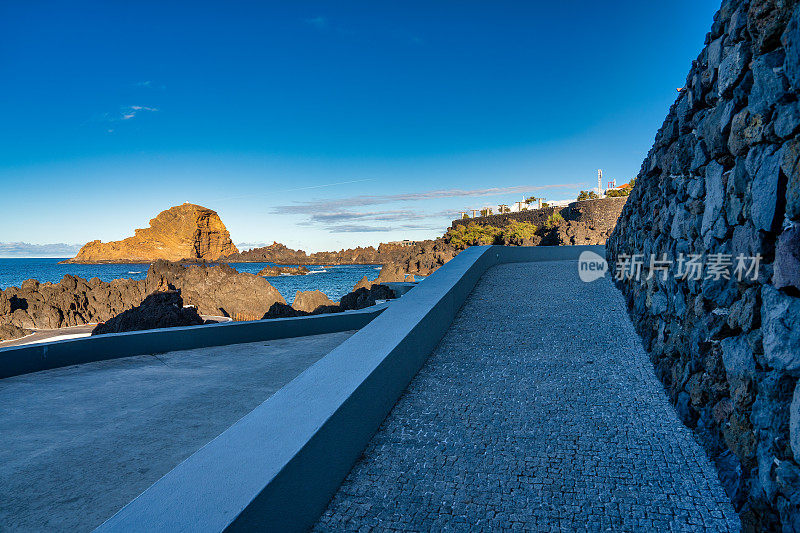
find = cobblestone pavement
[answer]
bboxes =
[315,261,740,531]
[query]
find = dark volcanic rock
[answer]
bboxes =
[291,290,338,314]
[0,322,30,341]
[145,260,285,319]
[775,225,800,291]
[0,260,286,339]
[339,284,395,311]
[352,262,414,292]
[0,275,147,337]
[91,291,203,335]
[261,302,303,319]
[257,265,310,276]
[224,239,457,278]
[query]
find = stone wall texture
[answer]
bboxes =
[451,197,627,245]
[450,197,627,231]
[607,0,800,529]
[450,205,561,230]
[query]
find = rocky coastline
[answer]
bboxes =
[2,194,627,342]
[0,260,285,340]
[0,258,418,341]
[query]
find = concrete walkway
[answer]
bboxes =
[0,330,354,532]
[315,262,740,531]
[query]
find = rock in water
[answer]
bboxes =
[92,291,203,335]
[257,265,310,276]
[339,284,395,311]
[352,263,411,291]
[262,302,303,319]
[67,203,238,263]
[145,260,285,319]
[291,290,337,314]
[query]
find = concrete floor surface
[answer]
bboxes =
[0,330,354,531]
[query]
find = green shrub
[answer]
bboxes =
[445,223,503,249]
[500,221,538,245]
[544,212,565,229]
[606,179,636,197]
[445,221,539,248]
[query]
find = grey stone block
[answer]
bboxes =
[761,285,800,375]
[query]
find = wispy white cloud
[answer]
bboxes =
[95,105,158,126]
[121,105,158,120]
[273,183,580,215]
[272,183,580,234]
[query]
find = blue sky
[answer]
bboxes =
[0,1,718,254]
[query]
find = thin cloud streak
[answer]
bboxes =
[273,182,582,215]
[273,183,582,234]
[121,105,158,120]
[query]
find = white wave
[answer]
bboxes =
[307,269,327,274]
[128,271,142,274]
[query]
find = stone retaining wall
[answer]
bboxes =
[606,0,800,529]
[450,197,627,231]
[450,206,559,230]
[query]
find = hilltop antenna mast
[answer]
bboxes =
[597,169,603,197]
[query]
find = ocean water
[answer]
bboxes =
[0,258,385,302]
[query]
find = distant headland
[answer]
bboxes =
[62,203,238,264]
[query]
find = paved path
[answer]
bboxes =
[0,331,354,532]
[316,262,740,531]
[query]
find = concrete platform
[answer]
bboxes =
[0,330,355,532]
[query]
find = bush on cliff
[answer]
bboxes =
[544,212,565,229]
[445,222,540,249]
[445,223,503,249]
[606,179,635,197]
[500,221,538,245]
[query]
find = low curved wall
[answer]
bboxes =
[0,306,386,380]
[96,245,602,533]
